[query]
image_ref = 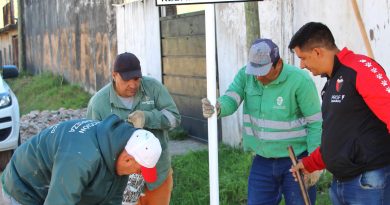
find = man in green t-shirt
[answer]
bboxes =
[87,52,180,205]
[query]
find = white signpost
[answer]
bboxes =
[204,4,219,205]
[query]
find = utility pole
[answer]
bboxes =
[245,1,260,50]
[17,0,26,71]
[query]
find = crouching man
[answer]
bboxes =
[1,114,162,205]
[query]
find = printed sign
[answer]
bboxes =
[156,0,260,6]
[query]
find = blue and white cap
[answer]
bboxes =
[246,38,280,76]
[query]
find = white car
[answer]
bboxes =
[0,65,20,170]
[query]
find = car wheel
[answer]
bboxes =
[0,150,13,171]
[0,134,21,171]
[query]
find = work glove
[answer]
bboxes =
[304,170,323,188]
[122,174,145,204]
[128,111,145,128]
[201,98,220,118]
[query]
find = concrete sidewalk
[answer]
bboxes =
[169,139,208,156]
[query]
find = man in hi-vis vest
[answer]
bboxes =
[202,38,322,205]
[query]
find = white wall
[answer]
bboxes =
[116,0,162,81]
[215,3,247,147]
[257,0,294,64]
[215,0,390,146]
[359,0,390,69]
[259,0,390,93]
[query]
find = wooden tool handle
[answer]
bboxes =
[287,145,311,205]
[351,0,374,59]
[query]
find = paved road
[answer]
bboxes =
[0,139,207,203]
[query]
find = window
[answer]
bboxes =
[2,1,15,26]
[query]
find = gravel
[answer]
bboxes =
[20,108,88,142]
[19,108,207,155]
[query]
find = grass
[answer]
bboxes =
[169,127,189,140]
[5,72,91,115]
[171,144,332,205]
[171,144,251,205]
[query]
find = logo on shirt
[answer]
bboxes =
[141,96,154,105]
[336,76,343,92]
[276,96,283,106]
[331,94,345,103]
[273,96,286,110]
[68,120,100,134]
[141,100,154,105]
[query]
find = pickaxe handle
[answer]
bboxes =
[287,145,311,205]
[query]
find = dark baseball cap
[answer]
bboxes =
[246,38,280,76]
[114,52,142,80]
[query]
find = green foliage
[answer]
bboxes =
[5,72,91,114]
[315,170,332,204]
[172,145,332,205]
[169,127,189,140]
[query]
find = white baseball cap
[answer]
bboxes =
[125,129,162,183]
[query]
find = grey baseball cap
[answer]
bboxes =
[246,38,280,76]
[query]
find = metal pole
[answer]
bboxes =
[17,0,26,70]
[205,4,219,205]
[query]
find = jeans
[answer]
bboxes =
[247,154,316,205]
[329,164,390,205]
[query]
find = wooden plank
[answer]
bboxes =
[161,12,205,37]
[164,75,206,97]
[161,36,205,56]
[172,94,204,119]
[159,11,211,142]
[163,56,205,77]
